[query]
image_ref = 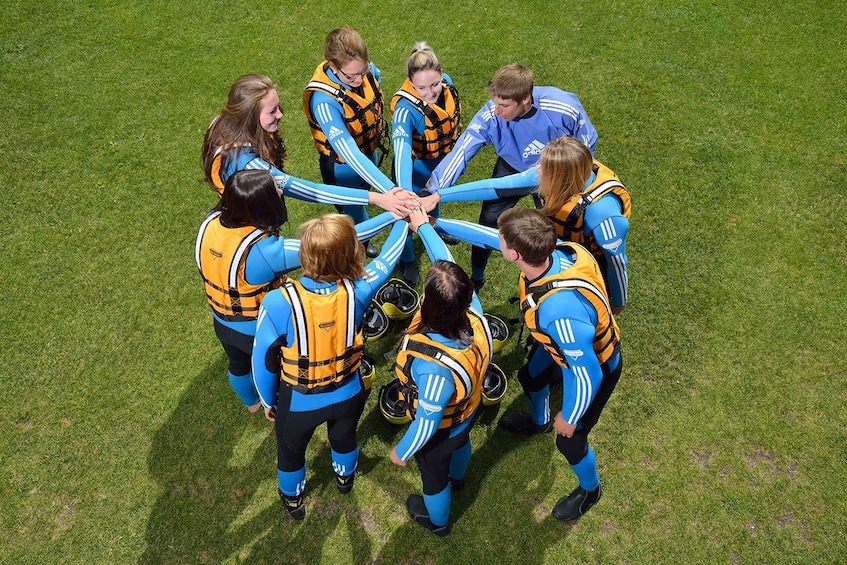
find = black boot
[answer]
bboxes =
[336,472,355,495]
[406,494,450,537]
[364,241,379,258]
[552,484,602,521]
[498,411,552,434]
[279,489,306,521]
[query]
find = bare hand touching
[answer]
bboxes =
[407,207,431,233]
[390,446,408,467]
[420,192,441,213]
[553,411,575,438]
[370,188,420,219]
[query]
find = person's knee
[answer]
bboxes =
[517,363,549,393]
[556,433,589,465]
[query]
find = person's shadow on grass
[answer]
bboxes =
[141,355,377,564]
[141,356,281,563]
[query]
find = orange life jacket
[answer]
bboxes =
[278,279,364,393]
[394,310,491,429]
[549,161,631,260]
[303,62,385,164]
[520,242,620,368]
[195,211,283,321]
[389,78,461,160]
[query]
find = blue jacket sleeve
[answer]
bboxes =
[229,149,370,205]
[394,363,456,461]
[537,292,604,425]
[355,212,396,243]
[310,89,394,193]
[432,218,500,251]
[416,222,454,264]
[356,221,409,303]
[427,102,494,190]
[437,166,539,202]
[584,197,629,308]
[391,99,424,192]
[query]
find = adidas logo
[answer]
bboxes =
[563,349,584,361]
[469,123,482,132]
[418,400,441,416]
[328,126,344,139]
[393,125,407,138]
[522,140,545,159]
[603,239,623,253]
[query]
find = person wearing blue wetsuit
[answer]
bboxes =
[195,170,397,413]
[252,212,408,520]
[434,207,622,521]
[425,64,597,290]
[389,41,463,285]
[203,74,415,220]
[304,26,401,257]
[422,136,630,313]
[388,208,492,536]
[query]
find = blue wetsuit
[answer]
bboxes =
[433,218,622,492]
[391,74,460,264]
[436,165,629,309]
[215,145,375,208]
[306,63,394,224]
[392,222,488,527]
[197,212,394,408]
[252,220,407,498]
[427,86,597,280]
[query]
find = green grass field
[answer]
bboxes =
[2,0,845,563]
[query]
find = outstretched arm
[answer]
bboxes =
[408,208,453,264]
[432,218,500,251]
[427,103,494,190]
[310,90,395,193]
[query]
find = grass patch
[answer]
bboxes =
[1,0,845,563]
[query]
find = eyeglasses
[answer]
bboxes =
[337,63,370,80]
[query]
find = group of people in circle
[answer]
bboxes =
[195,24,630,536]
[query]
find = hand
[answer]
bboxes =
[420,192,441,213]
[553,411,575,438]
[390,446,407,467]
[407,207,430,233]
[371,188,419,218]
[265,406,276,422]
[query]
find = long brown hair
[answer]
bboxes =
[297,214,366,282]
[537,136,593,217]
[202,74,286,191]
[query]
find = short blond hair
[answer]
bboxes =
[324,26,369,68]
[298,214,367,282]
[486,63,534,102]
